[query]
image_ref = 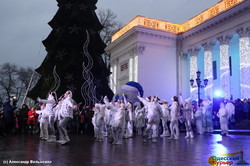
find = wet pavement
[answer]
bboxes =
[0,133,250,166]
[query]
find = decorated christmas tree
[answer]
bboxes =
[28,0,113,104]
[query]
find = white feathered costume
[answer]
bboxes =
[160,101,170,137]
[137,96,162,143]
[217,102,229,135]
[92,103,105,142]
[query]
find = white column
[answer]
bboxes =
[237,27,250,99]
[217,35,232,99]
[109,65,114,91]
[189,48,199,100]
[129,54,134,81]
[202,42,215,98]
[113,60,118,94]
[129,45,145,82]
[134,54,138,82]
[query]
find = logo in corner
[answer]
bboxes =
[208,151,249,165]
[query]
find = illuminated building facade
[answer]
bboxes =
[106,0,250,101]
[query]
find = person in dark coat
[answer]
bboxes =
[235,99,243,123]
[19,104,29,134]
[0,105,5,136]
[84,106,94,135]
[3,99,15,135]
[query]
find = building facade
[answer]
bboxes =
[106,0,250,101]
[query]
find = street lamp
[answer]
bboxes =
[190,71,208,107]
[10,94,17,107]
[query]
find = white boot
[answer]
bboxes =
[185,132,190,139]
[189,131,194,139]
[137,128,142,135]
[103,131,108,137]
[57,136,64,143]
[61,136,70,145]
[47,135,57,142]
[116,128,123,145]
[152,138,157,143]
[160,130,166,137]
[165,130,170,137]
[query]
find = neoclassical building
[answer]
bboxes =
[106,0,250,101]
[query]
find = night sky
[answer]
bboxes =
[0,0,220,68]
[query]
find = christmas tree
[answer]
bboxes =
[28,0,113,105]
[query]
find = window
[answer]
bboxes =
[213,61,217,80]
[120,63,128,72]
[229,56,232,76]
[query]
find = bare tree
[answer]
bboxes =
[0,63,18,100]
[97,9,123,68]
[97,9,123,45]
[18,67,34,90]
[0,63,36,105]
[17,67,39,101]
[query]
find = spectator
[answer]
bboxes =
[243,99,249,120]
[84,106,94,135]
[19,104,29,134]
[80,107,86,134]
[0,106,5,137]
[2,99,15,135]
[234,98,243,123]
[15,110,20,133]
[248,99,250,120]
[72,110,81,133]
[27,107,37,134]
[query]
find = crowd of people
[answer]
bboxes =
[0,98,95,138]
[0,92,250,144]
[90,94,236,144]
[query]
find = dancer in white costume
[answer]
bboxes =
[54,96,64,143]
[36,104,49,140]
[225,101,235,120]
[36,104,43,139]
[134,103,146,135]
[217,102,229,136]
[123,94,134,139]
[37,93,56,142]
[58,90,77,145]
[92,103,105,142]
[203,97,213,134]
[111,102,126,144]
[194,100,204,135]
[179,94,194,139]
[169,96,180,140]
[160,100,170,137]
[103,96,117,143]
[137,95,162,143]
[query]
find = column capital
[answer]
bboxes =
[129,45,145,56]
[181,52,188,61]
[202,41,216,51]
[188,47,201,56]
[217,35,233,45]
[236,27,250,38]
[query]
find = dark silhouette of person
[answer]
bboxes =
[19,104,29,134]
[3,99,15,135]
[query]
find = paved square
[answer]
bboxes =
[1,134,249,166]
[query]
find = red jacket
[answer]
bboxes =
[27,110,37,125]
